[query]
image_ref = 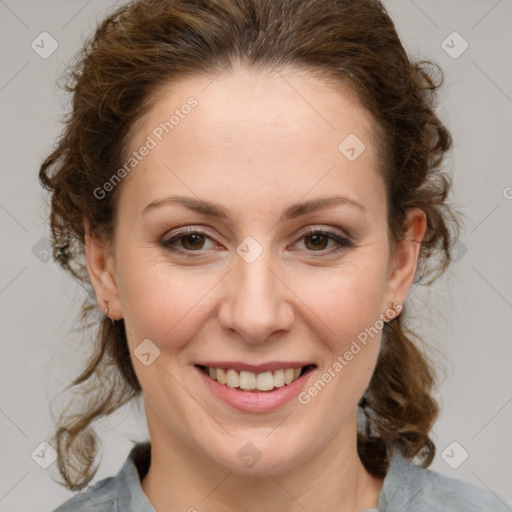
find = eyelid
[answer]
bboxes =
[295,225,352,242]
[161,226,219,249]
[289,226,354,253]
[160,224,353,255]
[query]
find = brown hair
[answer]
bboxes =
[39,0,460,490]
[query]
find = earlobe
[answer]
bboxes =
[84,218,122,320]
[385,207,427,308]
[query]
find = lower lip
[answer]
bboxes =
[195,366,316,413]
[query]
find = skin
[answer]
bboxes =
[85,61,426,512]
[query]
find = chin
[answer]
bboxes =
[198,430,317,476]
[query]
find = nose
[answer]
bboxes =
[218,247,295,345]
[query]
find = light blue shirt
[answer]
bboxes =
[53,441,512,511]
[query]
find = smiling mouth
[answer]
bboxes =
[196,364,317,392]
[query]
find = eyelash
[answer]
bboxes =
[160,226,354,257]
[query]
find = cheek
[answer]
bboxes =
[293,255,389,342]
[298,268,385,416]
[290,252,389,404]
[116,249,218,347]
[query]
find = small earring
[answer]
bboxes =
[103,298,115,324]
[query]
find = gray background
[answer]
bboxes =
[0,0,511,510]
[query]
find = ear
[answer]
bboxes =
[84,218,123,320]
[384,207,427,311]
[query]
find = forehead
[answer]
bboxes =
[119,64,384,211]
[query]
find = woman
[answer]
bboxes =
[39,0,511,510]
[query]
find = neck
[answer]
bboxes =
[141,408,383,512]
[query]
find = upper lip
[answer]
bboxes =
[195,361,317,373]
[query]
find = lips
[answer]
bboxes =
[196,364,316,391]
[195,363,318,412]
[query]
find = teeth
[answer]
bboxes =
[256,371,274,391]
[239,371,256,390]
[226,369,239,388]
[217,368,227,385]
[204,365,308,391]
[273,369,285,387]
[284,368,294,385]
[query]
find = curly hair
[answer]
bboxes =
[39,0,460,490]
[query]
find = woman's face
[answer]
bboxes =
[87,63,424,474]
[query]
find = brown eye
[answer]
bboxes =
[304,233,330,251]
[294,229,353,254]
[161,228,216,254]
[180,233,206,250]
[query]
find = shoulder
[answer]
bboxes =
[51,442,153,512]
[51,475,118,512]
[379,450,512,511]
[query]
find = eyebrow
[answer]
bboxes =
[142,194,366,221]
